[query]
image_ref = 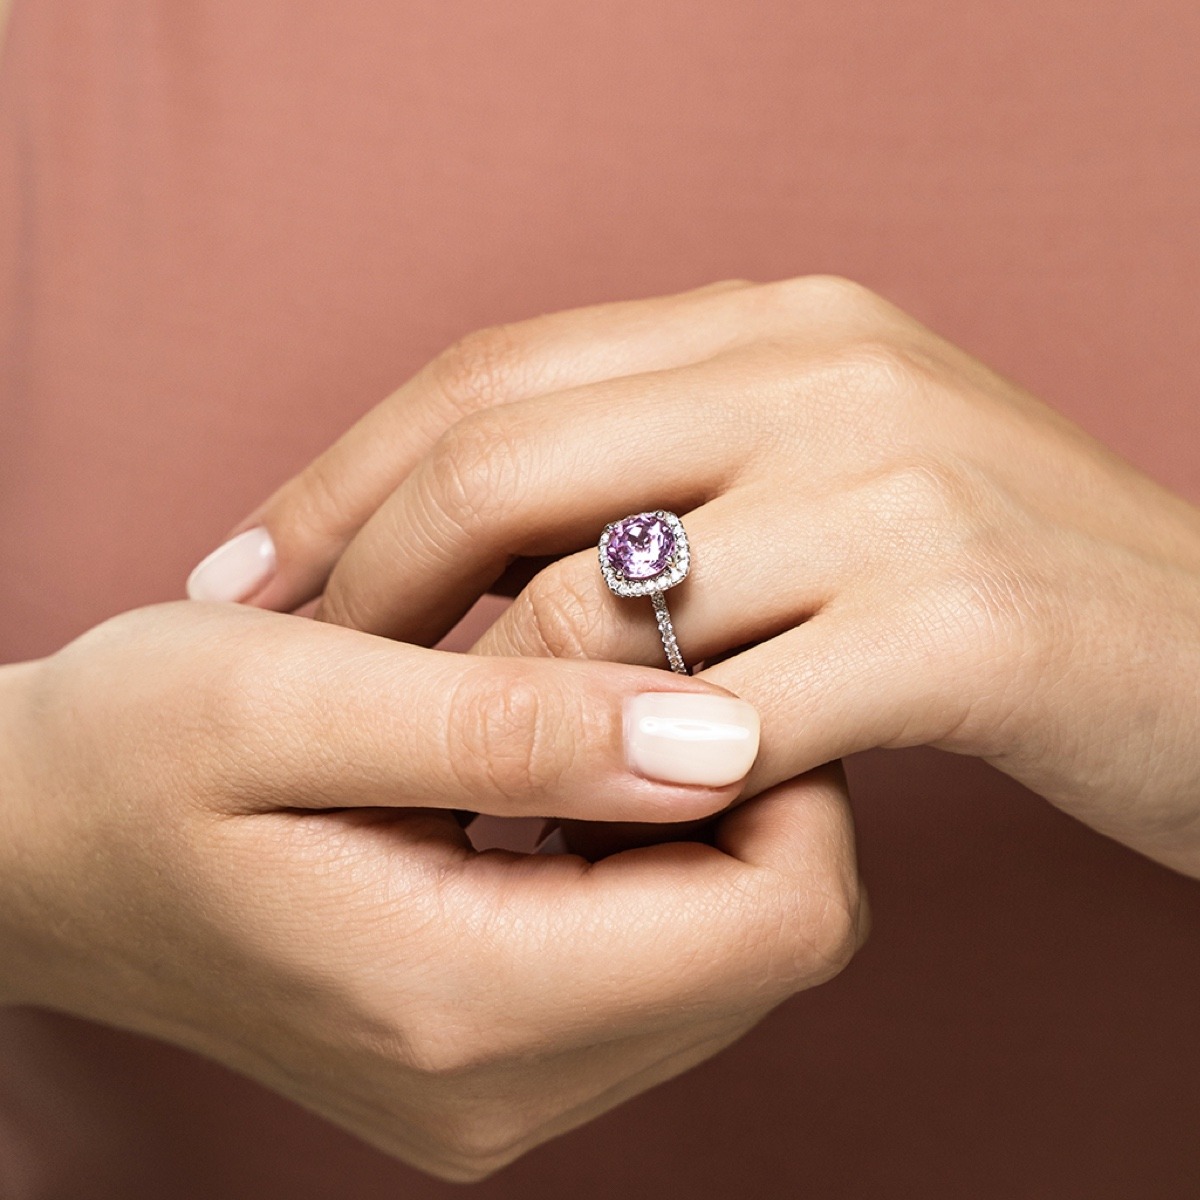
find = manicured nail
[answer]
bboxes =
[624,693,760,787]
[186,527,276,602]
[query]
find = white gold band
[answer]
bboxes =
[651,590,689,675]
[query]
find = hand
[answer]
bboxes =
[0,601,863,1180]
[231,277,1200,877]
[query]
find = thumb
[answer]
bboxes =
[234,620,762,823]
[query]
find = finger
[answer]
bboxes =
[316,352,772,642]
[192,281,756,611]
[699,593,978,799]
[471,484,865,666]
[220,606,762,823]
[441,763,863,1052]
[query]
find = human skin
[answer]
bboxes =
[0,601,864,1181]
[224,277,1200,878]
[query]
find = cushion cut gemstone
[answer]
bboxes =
[606,513,676,580]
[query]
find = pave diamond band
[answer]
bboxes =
[650,590,688,674]
[599,510,691,675]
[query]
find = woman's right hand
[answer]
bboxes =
[0,601,864,1180]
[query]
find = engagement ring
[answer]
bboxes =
[598,510,691,674]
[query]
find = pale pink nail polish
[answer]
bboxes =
[624,693,760,787]
[186,526,276,602]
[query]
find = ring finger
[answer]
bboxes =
[470,485,865,669]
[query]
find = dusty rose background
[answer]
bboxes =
[1,2,1198,1196]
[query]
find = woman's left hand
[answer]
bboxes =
[205,277,1200,877]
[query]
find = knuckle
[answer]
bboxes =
[432,324,526,418]
[873,457,974,526]
[400,1020,488,1079]
[190,639,303,798]
[770,869,862,993]
[693,276,757,295]
[808,875,863,979]
[397,1030,537,1179]
[849,456,985,569]
[820,883,861,973]
[419,410,527,537]
[427,1109,530,1181]
[209,635,287,730]
[780,337,924,441]
[445,663,573,803]
[832,336,925,395]
[518,561,609,660]
[744,795,864,996]
[772,273,882,317]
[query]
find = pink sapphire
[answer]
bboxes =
[606,513,676,580]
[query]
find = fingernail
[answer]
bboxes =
[186,527,276,602]
[624,693,760,787]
